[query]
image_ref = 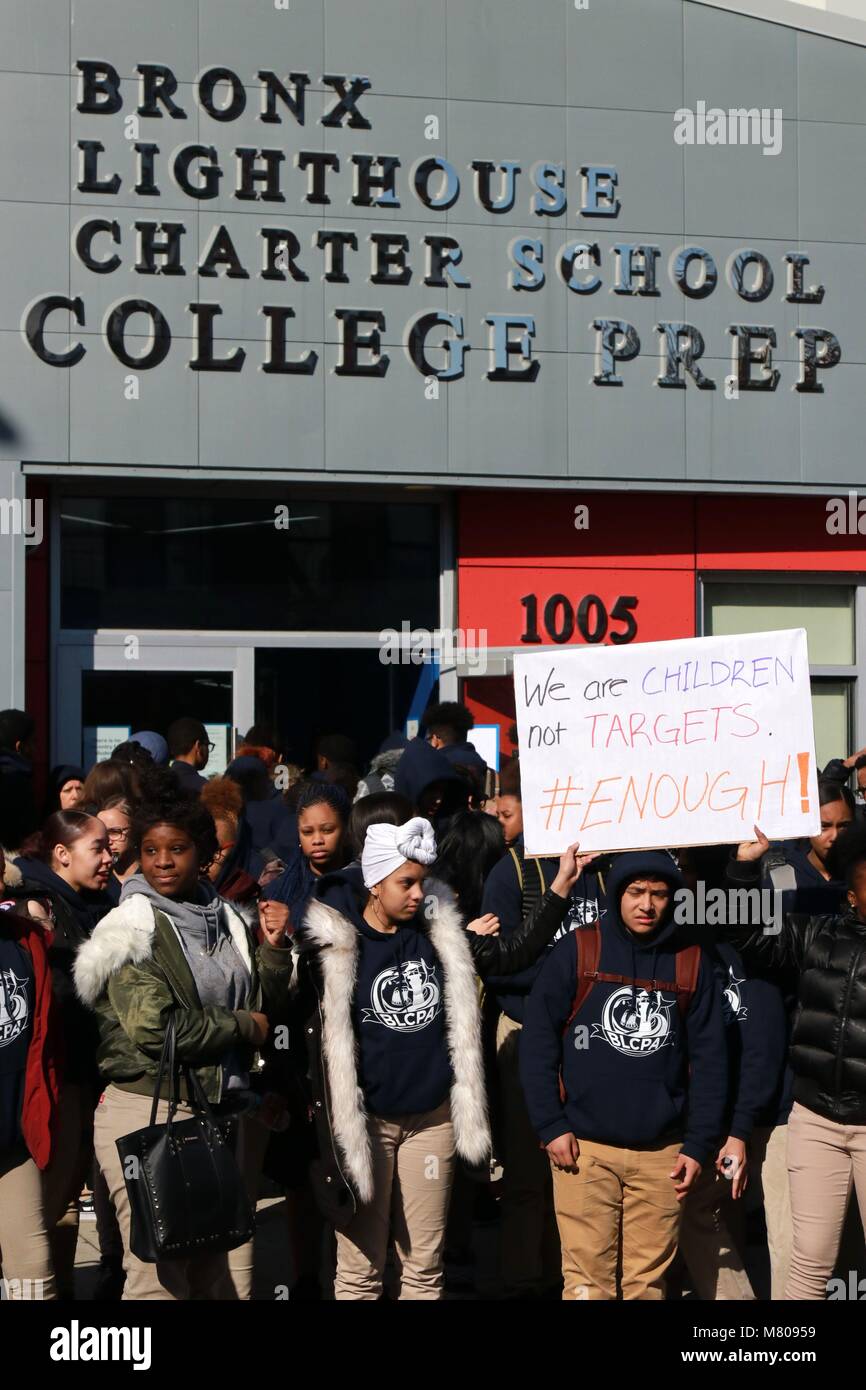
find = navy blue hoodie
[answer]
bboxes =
[481,835,605,1023]
[243,794,298,865]
[312,868,453,1119]
[771,841,846,918]
[0,933,34,1154]
[393,739,466,817]
[440,740,487,778]
[520,852,727,1163]
[701,939,789,1140]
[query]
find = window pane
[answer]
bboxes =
[61,496,440,632]
[255,649,434,769]
[811,680,851,777]
[80,671,234,772]
[704,582,855,666]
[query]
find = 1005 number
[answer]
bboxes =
[519,593,638,646]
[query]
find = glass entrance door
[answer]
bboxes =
[54,639,253,773]
[255,648,435,770]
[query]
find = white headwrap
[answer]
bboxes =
[361,816,437,889]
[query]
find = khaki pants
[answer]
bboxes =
[750,1122,792,1300]
[785,1101,866,1301]
[550,1137,682,1300]
[0,1149,58,1299]
[334,1100,456,1301]
[496,1011,561,1293]
[42,1081,95,1297]
[93,1084,259,1301]
[679,1162,755,1300]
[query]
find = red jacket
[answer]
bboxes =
[3,917,62,1169]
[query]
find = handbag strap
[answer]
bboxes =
[149,1012,228,1136]
[182,1062,220,1129]
[149,1012,179,1128]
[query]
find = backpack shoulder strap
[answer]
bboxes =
[519,853,546,922]
[674,943,702,1019]
[508,846,524,894]
[558,926,602,1103]
[562,925,602,1036]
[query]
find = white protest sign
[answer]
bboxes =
[514,629,820,855]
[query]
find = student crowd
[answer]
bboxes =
[0,702,864,1302]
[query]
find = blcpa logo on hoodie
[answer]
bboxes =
[552,897,603,947]
[362,961,442,1032]
[0,970,29,1046]
[722,967,749,1024]
[591,987,676,1057]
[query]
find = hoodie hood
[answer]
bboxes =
[368,748,405,777]
[14,856,109,926]
[306,862,367,930]
[786,841,845,892]
[440,740,487,776]
[605,851,684,948]
[119,871,225,949]
[393,738,463,810]
[379,730,408,754]
[47,764,85,795]
[131,731,169,767]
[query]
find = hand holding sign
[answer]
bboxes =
[550,842,598,898]
[735,825,772,863]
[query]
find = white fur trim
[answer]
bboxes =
[3,859,23,888]
[73,893,157,1007]
[424,877,492,1166]
[299,884,491,1193]
[301,900,374,1202]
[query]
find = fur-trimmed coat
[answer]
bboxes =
[73,892,292,1103]
[293,875,491,1228]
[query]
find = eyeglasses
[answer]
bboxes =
[105,826,129,841]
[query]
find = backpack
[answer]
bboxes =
[558,926,702,1102]
[508,846,547,923]
[508,846,608,933]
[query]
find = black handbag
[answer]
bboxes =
[115,1015,255,1263]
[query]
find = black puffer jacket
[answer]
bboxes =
[726,856,866,1124]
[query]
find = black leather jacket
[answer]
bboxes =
[467,885,571,978]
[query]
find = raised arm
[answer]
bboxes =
[469,844,597,978]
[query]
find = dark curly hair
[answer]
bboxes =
[132,768,218,868]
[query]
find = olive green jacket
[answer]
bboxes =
[73,891,291,1103]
